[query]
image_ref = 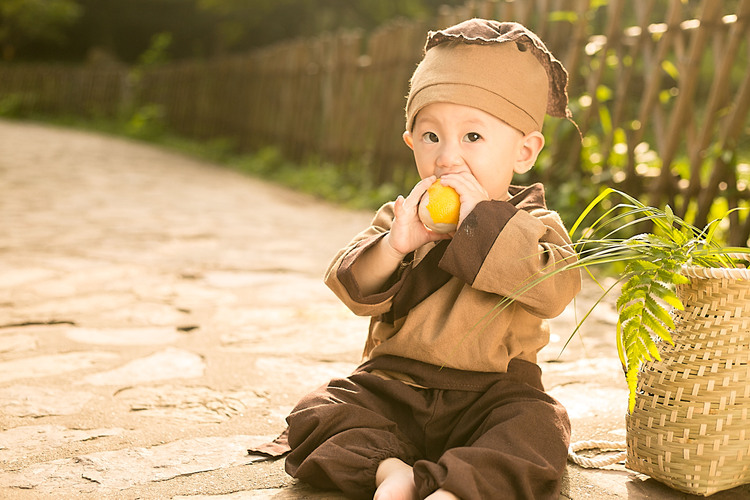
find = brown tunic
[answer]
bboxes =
[325,183,581,374]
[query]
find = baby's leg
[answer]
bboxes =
[413,380,570,499]
[285,374,421,499]
[374,458,417,500]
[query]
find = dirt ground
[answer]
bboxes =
[1,120,748,499]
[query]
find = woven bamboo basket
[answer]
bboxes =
[626,263,750,496]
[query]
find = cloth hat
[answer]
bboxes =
[405,19,574,135]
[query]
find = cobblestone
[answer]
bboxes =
[1,120,748,499]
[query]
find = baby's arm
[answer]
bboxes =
[439,197,581,318]
[349,233,405,296]
[350,176,448,295]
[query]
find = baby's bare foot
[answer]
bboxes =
[374,458,417,500]
[425,488,460,500]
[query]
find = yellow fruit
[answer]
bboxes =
[418,179,460,233]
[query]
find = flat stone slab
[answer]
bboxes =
[114,385,266,423]
[173,485,348,499]
[0,351,119,383]
[81,348,205,386]
[0,435,272,494]
[0,333,37,354]
[65,326,183,346]
[0,385,94,417]
[0,425,124,461]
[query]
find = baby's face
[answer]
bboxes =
[405,102,526,200]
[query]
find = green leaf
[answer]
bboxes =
[641,308,670,340]
[616,321,626,369]
[627,368,639,413]
[648,282,684,310]
[639,331,661,362]
[596,84,613,102]
[618,303,644,326]
[655,269,689,286]
[644,295,675,329]
[628,259,660,273]
[548,10,578,23]
[661,60,679,79]
[569,188,616,237]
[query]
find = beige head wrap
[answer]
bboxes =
[405,19,574,135]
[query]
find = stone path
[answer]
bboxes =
[0,120,747,499]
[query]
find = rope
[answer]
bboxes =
[567,440,627,469]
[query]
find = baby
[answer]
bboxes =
[283,18,581,499]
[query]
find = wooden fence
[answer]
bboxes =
[1,0,749,243]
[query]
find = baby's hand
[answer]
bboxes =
[437,172,491,227]
[388,176,450,254]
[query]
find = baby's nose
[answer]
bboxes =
[436,143,463,168]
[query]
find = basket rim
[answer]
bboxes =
[681,264,750,280]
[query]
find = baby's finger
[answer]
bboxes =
[440,172,481,191]
[394,194,405,211]
[441,176,487,203]
[404,176,435,209]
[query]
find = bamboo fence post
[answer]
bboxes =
[630,0,683,156]
[602,0,656,182]
[695,58,750,233]
[287,39,313,160]
[618,0,657,192]
[563,0,626,172]
[534,0,552,42]
[577,0,626,135]
[560,0,591,92]
[650,0,723,209]
[497,0,516,22]
[680,0,750,217]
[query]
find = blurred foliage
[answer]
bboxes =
[9,0,467,63]
[231,146,402,210]
[0,0,82,61]
[136,32,173,68]
[124,104,167,140]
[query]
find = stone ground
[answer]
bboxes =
[0,119,748,499]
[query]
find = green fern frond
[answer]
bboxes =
[481,188,750,415]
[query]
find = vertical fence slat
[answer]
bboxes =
[651,0,724,208]
[682,0,750,217]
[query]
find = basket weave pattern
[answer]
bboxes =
[626,266,750,496]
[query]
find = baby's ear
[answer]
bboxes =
[402,131,414,150]
[514,131,544,174]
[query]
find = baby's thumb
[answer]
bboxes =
[394,195,405,214]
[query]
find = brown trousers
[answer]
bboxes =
[285,355,570,500]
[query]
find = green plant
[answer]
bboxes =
[231,146,399,210]
[0,92,36,117]
[485,188,750,413]
[570,189,750,412]
[124,104,166,140]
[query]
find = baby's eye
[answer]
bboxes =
[464,132,482,142]
[423,132,439,143]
